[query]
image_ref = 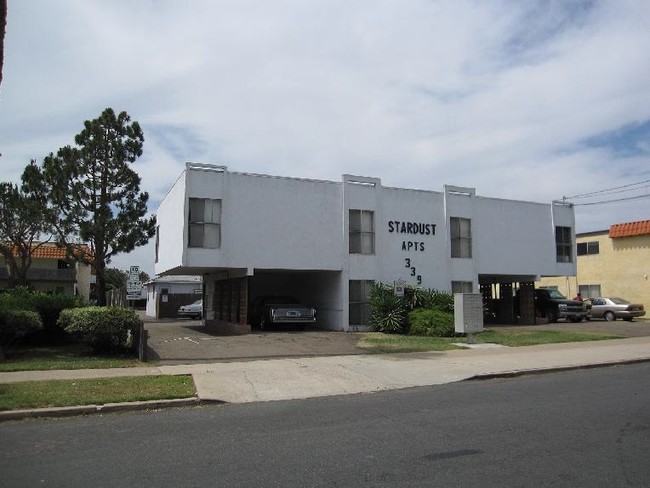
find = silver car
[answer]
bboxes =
[177,299,203,319]
[585,297,645,322]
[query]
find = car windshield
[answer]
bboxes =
[547,289,567,299]
[609,297,629,305]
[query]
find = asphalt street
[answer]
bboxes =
[2,362,649,487]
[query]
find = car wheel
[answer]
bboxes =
[604,311,616,322]
[547,310,558,323]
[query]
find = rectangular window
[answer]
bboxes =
[578,284,601,298]
[349,280,373,326]
[155,226,160,263]
[188,198,222,248]
[451,281,473,293]
[349,209,375,255]
[450,217,472,258]
[555,226,573,263]
[576,241,599,256]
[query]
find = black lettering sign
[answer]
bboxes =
[388,220,436,236]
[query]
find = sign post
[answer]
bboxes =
[126,265,142,301]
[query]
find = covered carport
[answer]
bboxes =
[197,267,342,334]
[479,275,536,325]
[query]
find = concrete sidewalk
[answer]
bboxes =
[2,336,650,419]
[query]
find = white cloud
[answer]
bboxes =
[2,0,649,276]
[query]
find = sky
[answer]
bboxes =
[1,0,649,277]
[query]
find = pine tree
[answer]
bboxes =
[23,108,156,305]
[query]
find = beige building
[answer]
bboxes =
[0,243,92,300]
[538,219,650,306]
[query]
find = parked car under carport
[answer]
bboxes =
[177,299,203,319]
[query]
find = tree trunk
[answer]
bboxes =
[96,258,107,306]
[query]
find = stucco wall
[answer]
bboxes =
[539,231,650,306]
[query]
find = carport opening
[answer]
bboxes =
[247,269,342,331]
[479,277,536,325]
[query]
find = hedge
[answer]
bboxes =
[408,308,456,337]
[59,307,143,355]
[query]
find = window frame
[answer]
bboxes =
[555,226,573,263]
[451,281,473,294]
[349,280,373,326]
[188,198,222,249]
[450,217,472,258]
[576,241,599,256]
[349,209,375,255]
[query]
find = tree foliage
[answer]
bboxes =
[22,108,156,305]
[105,267,128,291]
[0,180,54,286]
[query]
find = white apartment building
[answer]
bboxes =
[155,163,577,332]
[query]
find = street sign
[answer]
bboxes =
[127,265,142,300]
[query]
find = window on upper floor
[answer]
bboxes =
[450,217,472,258]
[188,198,222,248]
[555,226,573,263]
[349,209,375,254]
[577,241,599,256]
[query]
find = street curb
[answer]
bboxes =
[0,397,203,422]
[467,358,650,381]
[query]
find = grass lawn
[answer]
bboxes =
[357,328,622,353]
[0,343,149,372]
[474,329,621,347]
[0,375,196,411]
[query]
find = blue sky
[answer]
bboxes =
[1,0,649,275]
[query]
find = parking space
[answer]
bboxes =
[143,316,365,365]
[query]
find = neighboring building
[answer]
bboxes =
[0,243,92,300]
[155,163,577,332]
[538,219,650,307]
[145,275,202,318]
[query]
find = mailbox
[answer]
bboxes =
[454,293,484,334]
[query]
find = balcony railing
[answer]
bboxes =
[0,267,76,283]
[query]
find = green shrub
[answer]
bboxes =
[0,287,37,312]
[0,288,83,341]
[406,287,454,312]
[369,282,408,333]
[369,282,456,334]
[60,307,142,355]
[408,308,456,337]
[0,309,43,359]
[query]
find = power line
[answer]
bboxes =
[565,179,650,200]
[572,193,650,206]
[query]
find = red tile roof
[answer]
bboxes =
[609,219,650,238]
[8,243,92,260]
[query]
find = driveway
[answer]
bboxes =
[143,316,366,365]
